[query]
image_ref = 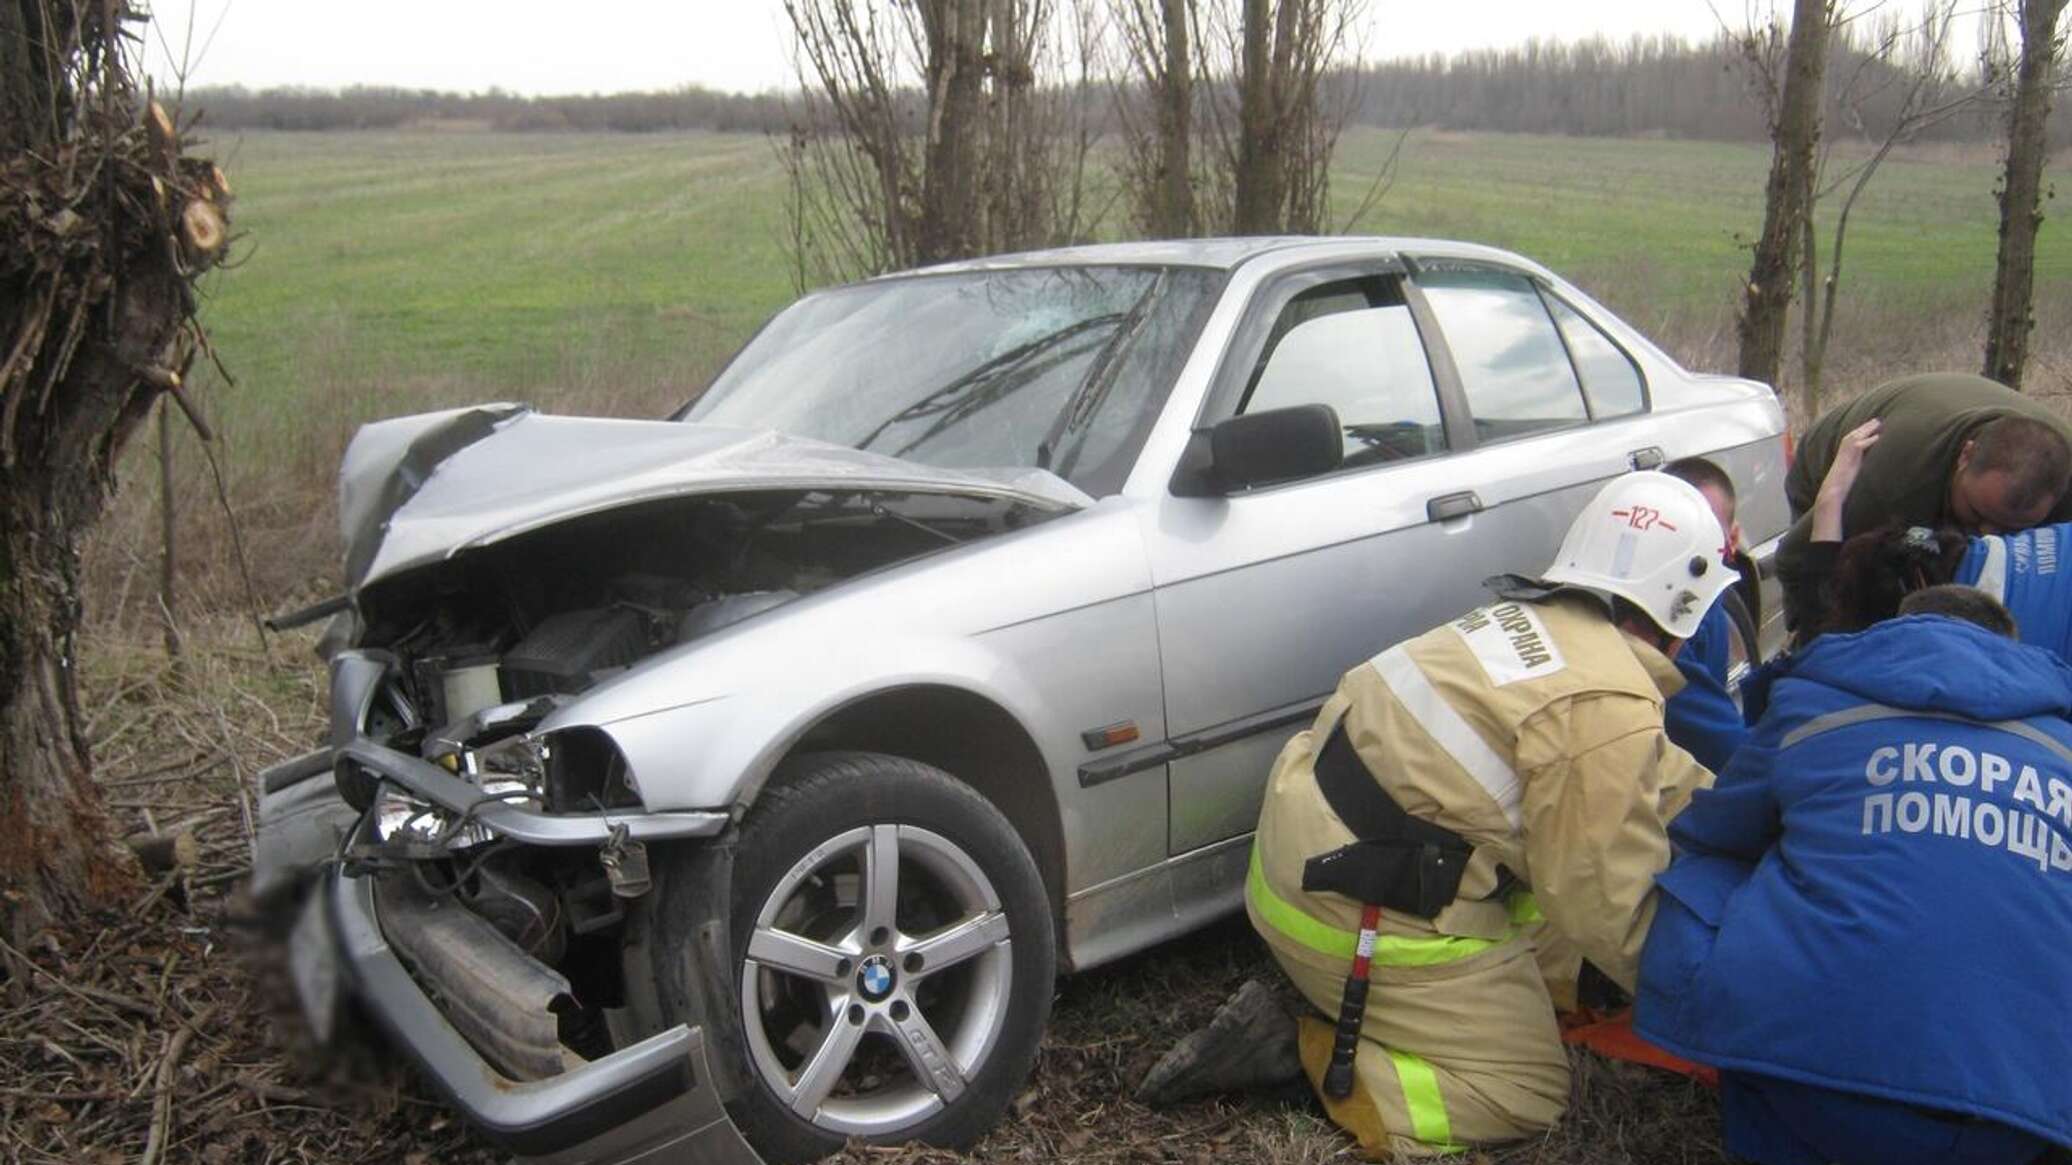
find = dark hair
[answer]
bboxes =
[1967,416,2072,513]
[1898,584,2019,638]
[1824,524,1969,635]
[1664,456,1735,505]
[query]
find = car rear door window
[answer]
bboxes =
[1545,294,1646,419]
[1417,267,1588,441]
[1239,277,1445,467]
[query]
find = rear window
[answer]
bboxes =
[1417,268,1588,441]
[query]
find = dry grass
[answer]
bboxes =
[0,616,505,1165]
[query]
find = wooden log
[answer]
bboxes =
[178,198,224,261]
[144,100,177,166]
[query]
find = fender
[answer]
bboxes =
[534,502,1168,900]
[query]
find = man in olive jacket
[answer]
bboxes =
[1778,372,2072,633]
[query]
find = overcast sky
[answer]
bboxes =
[144,1,1752,97]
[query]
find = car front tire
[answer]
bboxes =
[690,751,1055,1164]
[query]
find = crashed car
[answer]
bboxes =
[255,237,1790,1164]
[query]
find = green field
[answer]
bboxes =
[124,126,2071,608]
[199,131,793,401]
[198,127,2068,409]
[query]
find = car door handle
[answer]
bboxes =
[1629,446,1665,470]
[1427,491,1483,522]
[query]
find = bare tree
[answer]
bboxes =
[1735,0,1835,391]
[1218,0,1367,233]
[1233,0,1282,232]
[779,0,1102,287]
[1797,2,1977,410]
[1110,0,1197,236]
[1195,0,1366,234]
[1983,0,2070,390]
[0,2,229,933]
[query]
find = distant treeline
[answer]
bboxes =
[185,30,2041,144]
[1349,33,2031,145]
[185,84,791,134]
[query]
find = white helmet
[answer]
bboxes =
[1541,471,1736,641]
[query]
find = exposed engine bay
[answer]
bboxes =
[324,486,1052,1074]
[359,485,1044,715]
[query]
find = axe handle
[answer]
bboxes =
[1322,902,1382,1099]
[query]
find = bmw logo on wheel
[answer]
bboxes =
[857,955,896,1002]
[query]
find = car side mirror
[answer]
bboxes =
[1170,404,1343,497]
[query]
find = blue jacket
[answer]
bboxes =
[1959,523,2072,660]
[1637,615,2072,1148]
[1665,600,1746,772]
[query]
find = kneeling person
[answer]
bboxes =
[1247,472,1729,1156]
[1637,586,2072,1165]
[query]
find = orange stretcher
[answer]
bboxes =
[1560,1008,1719,1087]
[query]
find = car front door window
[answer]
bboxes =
[1544,293,1647,419]
[1238,277,1445,469]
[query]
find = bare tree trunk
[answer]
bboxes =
[1798,206,1824,414]
[1738,0,1831,389]
[1984,0,2069,391]
[919,0,992,263]
[783,0,1098,281]
[2,1,226,936]
[1158,0,1194,236]
[2,274,189,934]
[1233,0,1280,233]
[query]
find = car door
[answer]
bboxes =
[1144,256,1669,856]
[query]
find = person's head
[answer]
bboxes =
[1541,471,1737,646]
[1664,456,1740,557]
[1825,524,1969,635]
[1898,584,2019,638]
[1948,416,2071,534]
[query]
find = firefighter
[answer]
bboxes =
[1246,471,1731,1157]
[1661,456,1750,771]
[1636,587,2072,1165]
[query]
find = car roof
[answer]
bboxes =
[898,235,1552,277]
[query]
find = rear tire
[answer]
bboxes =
[672,752,1054,1164]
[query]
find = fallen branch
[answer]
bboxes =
[139,1005,209,1165]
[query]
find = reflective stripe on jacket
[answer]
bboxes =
[1961,523,2072,661]
[1637,614,2072,1149]
[1250,593,1712,993]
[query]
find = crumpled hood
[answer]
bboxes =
[339,403,1093,589]
[1788,613,2072,722]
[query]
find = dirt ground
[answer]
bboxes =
[0,625,1732,1165]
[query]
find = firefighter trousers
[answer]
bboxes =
[1251,859,1571,1157]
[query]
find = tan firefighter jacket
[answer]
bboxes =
[1251,592,1713,993]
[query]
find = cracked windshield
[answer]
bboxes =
[686,266,1220,492]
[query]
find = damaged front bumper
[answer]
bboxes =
[256,752,763,1165]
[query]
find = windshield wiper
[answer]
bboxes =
[1035,275,1165,474]
[854,313,1129,457]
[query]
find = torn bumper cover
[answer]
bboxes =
[256,757,762,1164]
